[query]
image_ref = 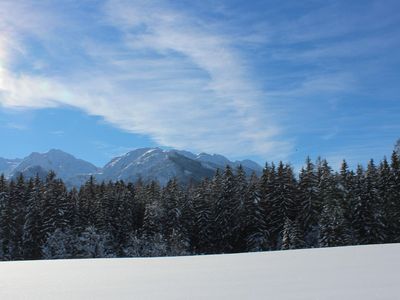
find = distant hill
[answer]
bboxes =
[0,148,262,186]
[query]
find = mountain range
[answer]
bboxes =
[0,148,263,187]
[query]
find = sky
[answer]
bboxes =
[0,0,399,169]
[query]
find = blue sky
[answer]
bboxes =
[0,0,399,169]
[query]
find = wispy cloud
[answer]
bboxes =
[0,0,399,164]
[0,0,290,160]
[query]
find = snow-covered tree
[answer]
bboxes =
[213,166,237,253]
[318,160,347,247]
[387,152,400,242]
[282,217,303,250]
[23,176,43,260]
[192,179,213,254]
[298,157,320,247]
[243,173,268,252]
[42,228,77,259]
[75,226,114,258]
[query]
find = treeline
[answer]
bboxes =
[0,152,400,260]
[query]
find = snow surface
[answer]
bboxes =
[0,244,399,300]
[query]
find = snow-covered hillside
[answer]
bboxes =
[0,244,398,299]
[99,147,262,185]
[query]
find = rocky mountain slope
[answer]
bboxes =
[0,148,262,186]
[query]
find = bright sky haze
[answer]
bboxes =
[0,0,399,168]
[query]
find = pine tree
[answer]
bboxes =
[271,162,299,250]
[378,157,392,241]
[0,175,11,259]
[111,181,135,255]
[213,166,237,253]
[161,179,183,239]
[77,176,98,230]
[192,179,213,253]
[42,228,77,259]
[338,160,355,245]
[75,226,114,258]
[387,152,400,242]
[131,180,146,232]
[318,160,346,247]
[23,176,43,260]
[243,173,268,252]
[142,199,163,238]
[258,163,277,250]
[67,187,80,233]
[232,165,248,252]
[318,198,346,247]
[209,169,222,253]
[282,217,303,250]
[365,160,386,243]
[352,162,385,245]
[298,157,320,247]
[9,175,27,259]
[40,172,69,242]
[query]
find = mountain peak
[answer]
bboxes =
[1,147,262,187]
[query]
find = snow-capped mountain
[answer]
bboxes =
[98,148,215,186]
[0,158,22,177]
[0,148,263,186]
[98,148,263,186]
[8,149,99,183]
[188,152,263,175]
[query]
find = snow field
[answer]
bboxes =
[0,243,399,300]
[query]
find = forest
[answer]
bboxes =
[0,152,399,261]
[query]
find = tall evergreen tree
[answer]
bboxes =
[0,175,11,259]
[270,162,298,249]
[23,176,43,260]
[318,160,346,247]
[192,179,213,253]
[387,152,400,242]
[9,175,27,259]
[282,217,303,250]
[41,172,69,242]
[298,157,320,247]
[243,173,268,251]
[213,166,238,253]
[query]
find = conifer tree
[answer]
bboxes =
[213,166,237,253]
[225,165,248,252]
[387,152,400,242]
[352,162,385,245]
[282,217,303,250]
[162,179,183,239]
[269,162,298,249]
[75,226,114,258]
[338,160,355,245]
[77,176,98,230]
[378,157,392,241]
[42,228,77,259]
[192,179,213,253]
[111,181,135,255]
[318,160,346,247]
[319,198,346,247]
[9,175,27,259]
[0,175,12,259]
[243,173,268,251]
[41,172,69,241]
[298,157,320,247]
[23,176,43,259]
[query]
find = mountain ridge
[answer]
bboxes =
[0,148,263,186]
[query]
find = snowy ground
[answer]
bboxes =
[0,244,399,300]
